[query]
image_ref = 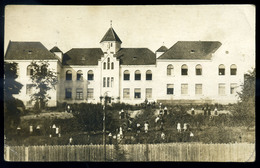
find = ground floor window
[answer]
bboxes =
[195,84,202,95]
[230,83,237,94]
[87,88,94,99]
[167,84,174,95]
[146,88,152,99]
[218,83,226,95]
[103,77,106,87]
[26,84,35,95]
[134,88,141,99]
[123,88,130,99]
[65,88,72,99]
[76,88,83,100]
[181,84,188,95]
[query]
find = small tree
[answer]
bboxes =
[232,68,255,129]
[29,60,57,112]
[4,62,23,136]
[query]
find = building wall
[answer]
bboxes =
[6,60,59,107]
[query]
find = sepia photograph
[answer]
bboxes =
[3,5,255,162]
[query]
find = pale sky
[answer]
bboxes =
[4,5,255,70]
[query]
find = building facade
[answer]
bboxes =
[5,26,244,107]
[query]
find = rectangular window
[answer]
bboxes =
[196,69,202,75]
[218,83,226,95]
[111,77,114,87]
[26,84,35,95]
[103,77,106,87]
[135,74,141,80]
[124,74,130,80]
[123,88,130,99]
[87,88,94,99]
[167,84,174,95]
[65,88,72,99]
[107,63,110,70]
[181,69,188,75]
[219,69,225,75]
[88,74,94,80]
[230,83,237,94]
[77,74,83,81]
[107,77,110,87]
[181,84,188,95]
[146,74,152,80]
[146,88,152,99]
[76,88,83,100]
[231,69,237,75]
[134,88,141,99]
[195,84,202,95]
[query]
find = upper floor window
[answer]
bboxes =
[66,70,72,81]
[103,62,106,70]
[41,65,47,76]
[107,77,110,87]
[230,64,237,75]
[146,70,152,80]
[219,64,225,75]
[181,64,188,75]
[195,64,202,75]
[27,65,34,76]
[103,77,106,87]
[107,58,110,69]
[111,62,114,69]
[87,70,94,80]
[124,70,130,80]
[167,64,173,76]
[77,70,83,81]
[135,70,141,80]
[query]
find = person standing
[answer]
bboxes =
[144,121,149,133]
[177,123,181,132]
[191,107,195,115]
[183,123,187,132]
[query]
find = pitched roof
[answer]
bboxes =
[62,48,103,65]
[50,46,62,53]
[158,41,222,60]
[115,48,156,65]
[5,41,57,60]
[156,45,168,52]
[100,27,122,43]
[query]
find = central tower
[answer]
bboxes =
[100,21,122,54]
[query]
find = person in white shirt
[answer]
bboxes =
[177,123,181,132]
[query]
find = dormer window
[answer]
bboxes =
[81,57,85,61]
[190,50,195,54]
[133,57,137,61]
[28,50,32,54]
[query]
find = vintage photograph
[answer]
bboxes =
[4,5,255,162]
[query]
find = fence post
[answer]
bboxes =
[25,147,29,161]
[5,146,10,161]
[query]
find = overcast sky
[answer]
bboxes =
[4,5,255,70]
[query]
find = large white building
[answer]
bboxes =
[5,25,244,107]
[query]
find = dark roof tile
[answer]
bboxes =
[62,48,103,65]
[158,41,222,60]
[50,46,62,53]
[5,41,57,60]
[156,46,168,52]
[115,48,156,65]
[100,28,122,43]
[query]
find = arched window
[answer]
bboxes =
[66,70,72,80]
[77,70,83,81]
[219,64,225,75]
[107,58,110,69]
[27,65,34,76]
[87,70,94,80]
[135,70,141,80]
[111,62,114,69]
[146,70,152,80]
[103,62,106,70]
[124,70,130,80]
[230,64,237,75]
[181,64,188,75]
[195,64,202,75]
[167,64,173,76]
